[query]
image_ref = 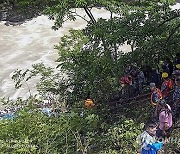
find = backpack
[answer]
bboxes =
[151,88,162,106]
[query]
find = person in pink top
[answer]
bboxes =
[156,99,173,138]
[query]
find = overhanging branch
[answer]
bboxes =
[166,23,180,44]
[69,9,89,22]
[83,7,96,24]
[157,12,180,28]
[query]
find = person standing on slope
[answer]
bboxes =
[150,83,162,119]
[161,72,174,102]
[156,99,173,138]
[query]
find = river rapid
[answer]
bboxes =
[0,8,126,101]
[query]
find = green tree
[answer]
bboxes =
[10,1,180,106]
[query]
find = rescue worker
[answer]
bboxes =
[84,94,95,108]
[150,83,162,118]
[165,58,173,77]
[161,72,174,101]
[150,69,160,88]
[174,53,180,67]
[137,69,145,92]
[161,62,170,76]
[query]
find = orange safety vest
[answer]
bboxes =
[161,79,174,98]
[151,88,162,107]
[85,99,95,108]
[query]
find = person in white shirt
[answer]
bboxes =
[140,121,163,154]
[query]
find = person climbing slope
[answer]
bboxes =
[165,58,174,77]
[174,53,180,67]
[173,78,180,120]
[172,64,180,80]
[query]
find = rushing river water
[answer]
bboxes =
[0,8,125,100]
[0,4,179,102]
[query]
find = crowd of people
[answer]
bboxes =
[119,53,180,92]
[108,53,180,153]
[119,64,146,93]
[139,54,180,153]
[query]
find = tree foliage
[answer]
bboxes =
[0,106,145,154]
[1,0,180,153]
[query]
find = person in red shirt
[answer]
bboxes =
[119,75,132,87]
[161,72,174,101]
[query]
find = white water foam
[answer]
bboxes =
[0,8,112,100]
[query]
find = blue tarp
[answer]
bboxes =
[41,108,52,117]
[142,142,163,154]
[0,113,15,120]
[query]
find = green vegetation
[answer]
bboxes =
[0,0,180,153]
[0,99,146,154]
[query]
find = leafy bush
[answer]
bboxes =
[0,108,101,154]
[102,119,144,154]
[0,107,146,154]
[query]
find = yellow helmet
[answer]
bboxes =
[162,72,168,78]
[176,64,180,69]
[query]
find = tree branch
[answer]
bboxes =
[148,10,180,34]
[157,12,180,28]
[83,7,96,24]
[166,23,180,44]
[69,9,89,23]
